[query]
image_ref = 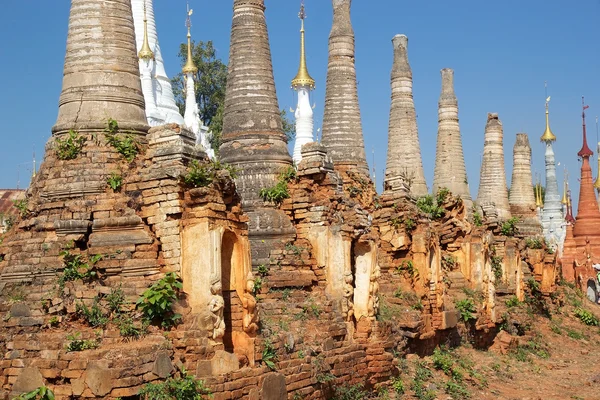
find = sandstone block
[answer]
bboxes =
[261,372,287,400]
[11,367,45,395]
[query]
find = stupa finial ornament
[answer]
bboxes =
[541,83,556,143]
[138,1,155,61]
[291,1,315,90]
[182,3,198,75]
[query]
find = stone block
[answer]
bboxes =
[152,352,174,379]
[261,372,287,400]
[85,364,114,396]
[440,311,459,330]
[9,303,31,317]
[11,367,45,395]
[210,350,239,376]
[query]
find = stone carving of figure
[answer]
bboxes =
[342,272,354,321]
[575,237,596,269]
[368,267,381,317]
[241,273,259,335]
[208,280,225,339]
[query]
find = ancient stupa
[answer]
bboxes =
[476,113,511,219]
[432,69,472,209]
[384,34,428,196]
[131,0,185,127]
[539,97,566,250]
[509,133,542,235]
[291,2,316,166]
[321,0,369,180]
[219,0,295,264]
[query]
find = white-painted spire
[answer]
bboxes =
[291,1,315,165]
[132,0,185,127]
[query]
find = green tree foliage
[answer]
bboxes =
[280,109,296,142]
[172,41,227,153]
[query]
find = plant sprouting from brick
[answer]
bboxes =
[76,297,108,327]
[136,272,183,329]
[183,159,238,188]
[442,255,456,271]
[416,195,445,220]
[260,166,297,205]
[500,217,520,237]
[525,237,544,249]
[257,264,269,277]
[104,119,140,162]
[14,386,55,400]
[65,332,100,352]
[55,129,86,160]
[332,383,367,400]
[107,172,123,191]
[58,250,102,292]
[472,210,483,227]
[397,260,419,280]
[13,199,29,218]
[252,277,263,295]
[436,187,451,204]
[262,340,278,370]
[138,366,211,400]
[455,299,477,322]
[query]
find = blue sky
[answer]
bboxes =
[1,0,599,213]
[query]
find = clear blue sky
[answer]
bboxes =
[1,0,599,213]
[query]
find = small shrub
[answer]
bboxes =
[416,195,445,220]
[391,376,405,394]
[13,199,30,218]
[505,296,521,308]
[262,340,278,370]
[332,383,367,400]
[472,211,483,227]
[397,260,419,280]
[106,286,126,314]
[66,332,99,352]
[500,217,520,237]
[525,237,544,249]
[138,367,211,399]
[252,277,263,294]
[574,307,600,326]
[491,255,503,281]
[116,315,147,339]
[445,379,471,399]
[136,272,182,329]
[182,159,237,188]
[76,297,108,327]
[456,299,477,322]
[257,264,269,277]
[13,386,55,400]
[259,181,289,205]
[442,255,456,270]
[58,250,102,291]
[55,129,86,160]
[107,172,123,191]
[432,347,454,375]
[436,187,450,204]
[48,316,60,327]
[104,119,140,162]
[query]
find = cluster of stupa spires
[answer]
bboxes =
[131,0,214,158]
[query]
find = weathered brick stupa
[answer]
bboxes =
[573,103,600,251]
[509,133,542,235]
[384,34,428,196]
[432,69,472,209]
[132,0,185,127]
[540,98,566,251]
[321,0,370,180]
[219,0,295,264]
[476,113,511,220]
[53,0,148,137]
[561,192,577,282]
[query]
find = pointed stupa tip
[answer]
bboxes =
[578,99,593,158]
[562,180,568,204]
[182,8,198,75]
[440,68,456,99]
[540,99,556,142]
[138,1,154,61]
[486,112,501,125]
[291,2,315,90]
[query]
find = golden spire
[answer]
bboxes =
[595,143,600,190]
[182,4,198,75]
[138,1,155,61]
[540,95,556,142]
[561,178,568,204]
[535,183,542,208]
[291,2,315,90]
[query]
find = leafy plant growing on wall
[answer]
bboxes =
[55,129,86,160]
[136,272,183,328]
[104,118,140,162]
[106,172,123,191]
[456,299,477,322]
[138,367,211,399]
[259,166,298,205]
[183,159,238,188]
[13,386,55,400]
[500,217,520,237]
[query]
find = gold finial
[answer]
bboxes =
[138,1,155,61]
[291,2,315,90]
[595,143,600,190]
[540,86,556,142]
[182,4,198,75]
[561,180,568,204]
[535,183,542,208]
